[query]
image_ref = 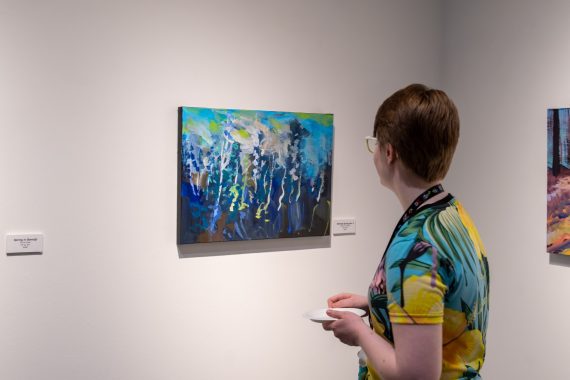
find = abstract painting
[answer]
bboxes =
[178,107,334,244]
[547,108,570,255]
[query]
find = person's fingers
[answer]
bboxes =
[322,321,334,331]
[326,309,347,319]
[332,293,352,302]
[331,298,352,308]
[327,294,343,306]
[333,329,343,340]
[328,293,352,307]
[328,309,361,322]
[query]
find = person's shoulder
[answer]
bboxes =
[415,195,456,222]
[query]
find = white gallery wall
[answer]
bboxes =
[5,0,568,379]
[0,1,444,379]
[442,0,570,378]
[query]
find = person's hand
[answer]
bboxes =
[327,293,368,311]
[322,309,368,346]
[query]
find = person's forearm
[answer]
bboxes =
[358,328,440,380]
[357,327,400,380]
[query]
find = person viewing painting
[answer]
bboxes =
[322,84,490,380]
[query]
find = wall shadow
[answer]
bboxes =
[7,252,42,257]
[549,253,570,267]
[177,236,331,258]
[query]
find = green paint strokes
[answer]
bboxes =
[295,112,333,126]
[209,120,221,133]
[237,129,250,138]
[270,118,287,132]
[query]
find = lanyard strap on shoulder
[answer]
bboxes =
[396,184,444,231]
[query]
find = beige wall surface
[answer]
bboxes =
[442,0,570,378]
[0,1,443,379]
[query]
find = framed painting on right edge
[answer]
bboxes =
[547,108,570,255]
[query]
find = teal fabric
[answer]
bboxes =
[363,196,489,379]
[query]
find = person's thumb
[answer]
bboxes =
[326,309,346,319]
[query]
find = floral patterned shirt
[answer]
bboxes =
[361,195,490,380]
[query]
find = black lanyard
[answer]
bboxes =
[396,184,444,231]
[382,184,445,261]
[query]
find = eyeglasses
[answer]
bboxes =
[365,136,378,153]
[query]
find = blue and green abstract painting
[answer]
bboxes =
[177,107,334,244]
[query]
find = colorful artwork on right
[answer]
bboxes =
[547,108,570,255]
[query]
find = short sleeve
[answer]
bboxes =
[385,240,448,324]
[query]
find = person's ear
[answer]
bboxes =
[385,143,397,164]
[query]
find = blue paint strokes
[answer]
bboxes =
[178,107,333,244]
[548,108,570,169]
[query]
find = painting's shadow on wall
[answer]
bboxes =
[549,253,570,268]
[177,236,331,258]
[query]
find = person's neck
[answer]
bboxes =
[392,177,447,210]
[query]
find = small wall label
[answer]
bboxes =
[332,218,356,235]
[6,234,43,255]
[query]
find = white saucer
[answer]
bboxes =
[303,307,366,323]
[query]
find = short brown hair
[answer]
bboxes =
[373,84,459,182]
